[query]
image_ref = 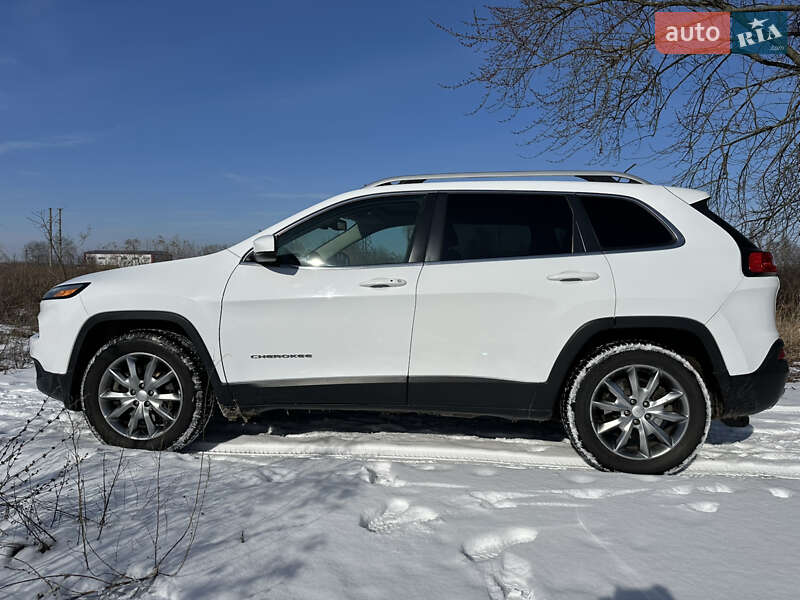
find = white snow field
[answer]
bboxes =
[1,366,799,599]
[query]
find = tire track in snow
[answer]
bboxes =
[192,437,800,479]
[192,387,800,479]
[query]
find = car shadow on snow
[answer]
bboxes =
[197,409,755,448]
[598,585,674,600]
[705,419,754,444]
[200,408,567,444]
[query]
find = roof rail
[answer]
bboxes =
[364,170,651,187]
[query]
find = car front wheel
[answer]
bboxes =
[81,330,213,450]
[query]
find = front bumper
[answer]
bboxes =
[34,359,76,408]
[717,340,789,418]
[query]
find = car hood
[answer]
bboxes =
[58,250,241,316]
[61,250,238,287]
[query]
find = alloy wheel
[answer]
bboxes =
[97,352,184,441]
[589,364,690,460]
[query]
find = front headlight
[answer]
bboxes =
[42,282,90,300]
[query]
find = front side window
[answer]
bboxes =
[276,195,425,267]
[579,195,676,250]
[439,193,574,261]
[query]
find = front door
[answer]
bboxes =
[220,193,432,408]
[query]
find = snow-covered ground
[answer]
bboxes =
[1,366,799,599]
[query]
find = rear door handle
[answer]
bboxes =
[359,277,407,288]
[546,271,600,282]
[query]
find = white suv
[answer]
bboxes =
[30,171,789,473]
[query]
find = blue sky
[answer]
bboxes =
[0,0,673,257]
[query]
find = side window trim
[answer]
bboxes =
[568,194,601,253]
[574,193,685,254]
[426,191,580,264]
[407,193,436,263]
[424,192,448,262]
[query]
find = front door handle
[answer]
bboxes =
[546,271,600,282]
[360,277,407,288]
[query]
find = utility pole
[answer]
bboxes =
[48,207,53,267]
[57,208,63,263]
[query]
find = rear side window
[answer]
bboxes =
[440,193,573,261]
[579,196,676,251]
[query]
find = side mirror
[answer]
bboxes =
[253,235,277,264]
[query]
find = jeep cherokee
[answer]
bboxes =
[30,171,789,473]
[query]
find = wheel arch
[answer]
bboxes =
[67,311,228,410]
[542,316,729,419]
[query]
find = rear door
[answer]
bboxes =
[408,191,615,417]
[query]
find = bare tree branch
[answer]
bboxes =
[440,0,800,243]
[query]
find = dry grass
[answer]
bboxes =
[0,263,106,370]
[777,305,799,363]
[776,259,800,375]
[0,263,104,329]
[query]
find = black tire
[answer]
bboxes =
[80,330,213,450]
[561,343,710,475]
[132,328,217,436]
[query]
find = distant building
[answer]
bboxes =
[84,250,172,267]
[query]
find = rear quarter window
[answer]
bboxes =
[579,195,677,251]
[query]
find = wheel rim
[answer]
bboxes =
[97,352,183,441]
[589,364,690,461]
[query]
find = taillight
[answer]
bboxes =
[747,251,777,275]
[778,348,786,361]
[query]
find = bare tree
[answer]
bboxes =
[28,210,66,278]
[23,241,50,265]
[27,210,85,274]
[439,1,800,243]
[26,210,90,270]
[123,238,142,252]
[105,235,229,259]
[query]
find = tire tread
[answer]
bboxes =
[80,329,213,451]
[560,341,711,474]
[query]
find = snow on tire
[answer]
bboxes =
[561,342,711,475]
[80,330,213,451]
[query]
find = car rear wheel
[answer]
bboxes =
[562,343,710,474]
[81,330,213,450]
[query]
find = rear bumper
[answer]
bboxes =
[717,340,788,418]
[34,359,75,408]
